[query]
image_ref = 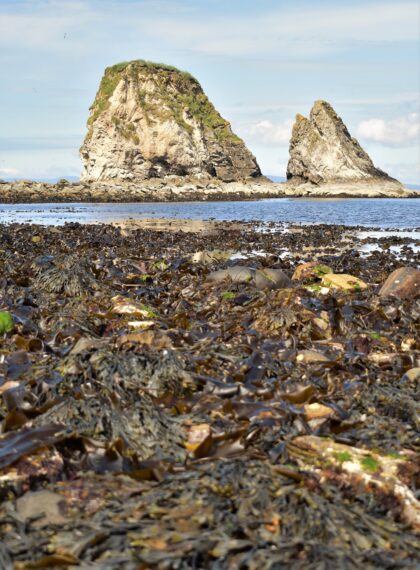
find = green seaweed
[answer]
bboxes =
[360,456,380,473]
[313,264,332,276]
[221,291,235,300]
[333,451,352,464]
[0,311,13,334]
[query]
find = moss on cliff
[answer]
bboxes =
[86,59,242,145]
[108,60,196,81]
[87,68,122,128]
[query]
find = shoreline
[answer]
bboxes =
[0,177,416,203]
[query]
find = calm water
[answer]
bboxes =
[0,198,419,229]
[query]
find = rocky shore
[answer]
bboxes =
[0,219,419,568]
[0,176,415,203]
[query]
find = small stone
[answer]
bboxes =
[16,490,67,528]
[191,249,233,264]
[401,368,420,383]
[296,350,331,364]
[378,267,420,299]
[303,403,335,420]
[401,337,417,352]
[185,424,213,458]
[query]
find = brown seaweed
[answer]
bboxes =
[0,220,419,568]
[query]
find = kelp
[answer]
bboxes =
[0,220,418,568]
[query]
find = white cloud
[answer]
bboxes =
[0,167,19,177]
[0,149,81,179]
[383,162,420,185]
[356,113,420,146]
[239,119,293,146]
[1,1,418,58]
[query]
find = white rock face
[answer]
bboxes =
[286,100,403,189]
[80,61,261,183]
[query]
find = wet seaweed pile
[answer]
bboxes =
[0,221,419,569]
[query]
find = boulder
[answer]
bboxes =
[207,266,292,290]
[378,267,419,299]
[321,273,368,292]
[292,262,332,281]
[80,60,261,183]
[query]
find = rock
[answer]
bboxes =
[111,295,156,318]
[367,352,400,366]
[378,267,420,299]
[117,330,173,350]
[289,435,420,530]
[207,266,292,290]
[296,350,331,364]
[287,100,398,184]
[80,60,261,183]
[292,262,332,281]
[401,368,420,383]
[185,424,213,458]
[285,100,412,197]
[401,337,417,352]
[16,490,67,528]
[321,273,367,292]
[191,249,233,263]
[303,403,335,420]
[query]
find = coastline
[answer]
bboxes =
[0,177,416,203]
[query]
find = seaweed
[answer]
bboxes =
[0,220,419,568]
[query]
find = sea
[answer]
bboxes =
[0,198,419,230]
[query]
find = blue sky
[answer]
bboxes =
[1,0,419,182]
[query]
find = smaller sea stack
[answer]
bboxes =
[285,100,408,196]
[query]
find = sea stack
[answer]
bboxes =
[285,100,410,196]
[80,60,261,183]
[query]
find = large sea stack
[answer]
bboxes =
[285,100,410,196]
[80,60,261,183]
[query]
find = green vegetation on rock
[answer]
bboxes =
[87,68,122,128]
[360,455,380,473]
[86,59,242,144]
[221,291,235,300]
[107,59,196,80]
[333,451,352,464]
[312,264,332,276]
[0,311,13,334]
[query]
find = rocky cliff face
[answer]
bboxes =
[286,100,401,186]
[80,60,261,183]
